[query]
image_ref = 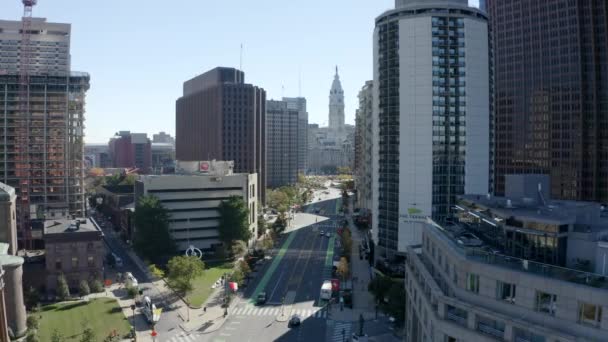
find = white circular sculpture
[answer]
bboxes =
[185,245,203,259]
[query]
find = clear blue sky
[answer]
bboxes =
[1,0,479,143]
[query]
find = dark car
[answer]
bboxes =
[288,314,301,327]
[256,292,267,305]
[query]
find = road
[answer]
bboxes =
[202,190,342,342]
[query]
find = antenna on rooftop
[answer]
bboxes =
[298,66,302,97]
[239,43,243,71]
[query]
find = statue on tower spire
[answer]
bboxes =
[335,65,338,76]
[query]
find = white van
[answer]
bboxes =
[320,280,332,300]
[125,272,138,288]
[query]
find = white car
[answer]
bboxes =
[125,272,138,288]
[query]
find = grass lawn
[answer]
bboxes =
[38,298,131,341]
[185,262,233,308]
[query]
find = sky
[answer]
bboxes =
[1,0,479,143]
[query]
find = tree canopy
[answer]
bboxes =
[166,256,205,295]
[217,196,251,247]
[133,195,176,263]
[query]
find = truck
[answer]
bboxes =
[320,280,332,300]
[142,296,161,324]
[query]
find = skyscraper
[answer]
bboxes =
[283,97,308,173]
[373,0,490,257]
[175,67,266,202]
[355,81,373,212]
[108,131,152,172]
[328,67,345,130]
[488,0,608,202]
[266,99,298,187]
[0,18,90,248]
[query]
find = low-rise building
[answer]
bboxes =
[404,176,608,341]
[136,161,258,252]
[44,218,105,292]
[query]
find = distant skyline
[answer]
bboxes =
[0,0,480,143]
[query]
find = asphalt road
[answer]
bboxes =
[203,195,342,342]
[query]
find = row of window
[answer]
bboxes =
[55,256,96,270]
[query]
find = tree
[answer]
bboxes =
[272,211,287,233]
[126,286,138,299]
[368,276,394,304]
[122,174,137,185]
[79,280,90,298]
[229,268,245,285]
[337,257,350,281]
[133,195,176,263]
[103,331,120,342]
[237,260,251,276]
[385,283,406,325]
[56,273,70,301]
[231,240,247,259]
[166,256,205,295]
[24,286,40,310]
[267,190,290,212]
[25,332,39,342]
[149,264,165,279]
[51,329,65,342]
[261,235,274,250]
[257,214,267,237]
[26,314,39,331]
[217,196,251,248]
[341,228,353,261]
[337,166,352,175]
[89,279,104,293]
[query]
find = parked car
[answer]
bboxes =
[256,292,267,305]
[125,272,138,287]
[107,253,123,268]
[326,232,331,238]
[319,230,325,236]
[288,314,301,327]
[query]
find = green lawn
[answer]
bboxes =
[38,298,131,342]
[185,262,234,308]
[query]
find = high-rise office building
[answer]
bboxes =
[355,81,373,212]
[266,99,298,188]
[488,0,608,202]
[373,0,490,257]
[176,67,266,202]
[0,19,90,248]
[108,131,152,172]
[328,67,345,130]
[283,97,308,173]
[152,131,175,146]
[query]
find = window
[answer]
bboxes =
[87,256,94,268]
[476,315,505,339]
[496,281,516,303]
[87,242,94,251]
[71,257,78,268]
[535,291,557,316]
[55,259,62,270]
[467,273,479,293]
[578,302,602,327]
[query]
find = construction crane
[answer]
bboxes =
[17,0,37,249]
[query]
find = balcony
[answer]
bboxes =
[446,311,467,326]
[477,322,504,340]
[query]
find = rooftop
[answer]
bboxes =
[0,182,15,202]
[427,219,608,289]
[44,218,100,235]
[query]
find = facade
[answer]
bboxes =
[0,184,26,339]
[152,131,175,146]
[0,18,90,248]
[404,214,608,341]
[151,143,175,173]
[84,143,111,169]
[266,99,298,188]
[283,97,308,173]
[0,18,70,76]
[373,0,490,257]
[355,81,374,211]
[44,218,105,292]
[108,131,152,172]
[488,0,608,202]
[175,67,266,202]
[136,161,258,252]
[328,66,345,130]
[96,185,135,241]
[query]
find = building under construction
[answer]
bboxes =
[0,14,90,249]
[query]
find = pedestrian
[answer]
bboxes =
[203,306,207,313]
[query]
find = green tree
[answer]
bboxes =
[267,190,290,212]
[51,329,65,342]
[89,279,104,293]
[231,240,247,258]
[337,257,350,281]
[340,228,353,261]
[122,174,137,185]
[133,195,176,263]
[368,276,394,304]
[56,273,70,301]
[385,283,406,325]
[149,264,165,279]
[79,280,90,298]
[105,174,122,187]
[25,332,39,342]
[217,196,251,248]
[261,235,274,250]
[237,259,251,276]
[24,286,40,309]
[103,331,120,342]
[166,256,205,296]
[126,285,138,299]
[229,268,245,285]
[26,314,39,331]
[257,214,267,237]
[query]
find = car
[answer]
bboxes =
[319,230,324,236]
[288,314,301,327]
[256,292,267,305]
[111,253,123,268]
[326,232,331,238]
[352,333,369,342]
[125,272,138,287]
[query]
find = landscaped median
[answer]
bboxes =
[37,298,131,341]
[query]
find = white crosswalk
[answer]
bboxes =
[332,321,352,342]
[230,306,327,318]
[166,332,200,342]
